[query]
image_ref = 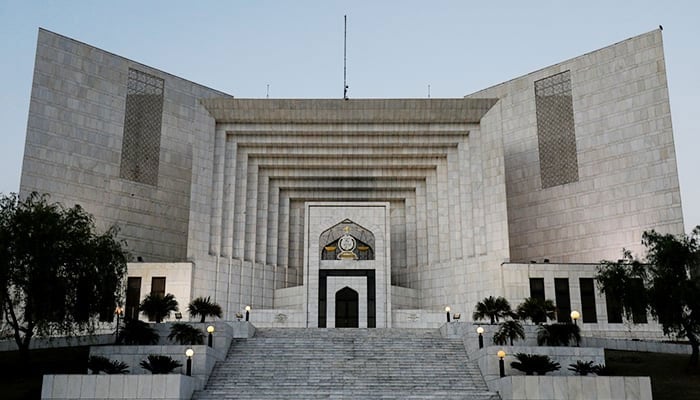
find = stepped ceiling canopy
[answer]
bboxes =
[200,98,499,123]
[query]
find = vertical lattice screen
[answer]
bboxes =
[119,68,164,186]
[535,70,579,188]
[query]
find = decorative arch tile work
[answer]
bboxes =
[319,219,375,260]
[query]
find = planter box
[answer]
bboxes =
[41,374,197,399]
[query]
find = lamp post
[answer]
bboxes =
[570,310,580,326]
[477,326,485,349]
[185,348,194,376]
[445,306,451,323]
[245,305,251,321]
[114,306,123,344]
[570,310,581,346]
[497,350,506,377]
[207,325,215,348]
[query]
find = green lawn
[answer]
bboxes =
[605,349,700,400]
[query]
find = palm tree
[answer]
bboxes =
[493,319,526,345]
[472,296,514,324]
[168,322,204,345]
[139,293,179,323]
[118,319,159,345]
[187,296,223,323]
[140,355,182,374]
[516,297,556,324]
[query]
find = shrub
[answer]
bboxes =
[118,319,159,345]
[139,293,179,323]
[592,363,611,376]
[493,320,525,346]
[536,323,581,346]
[87,355,129,374]
[188,296,223,323]
[568,360,596,376]
[516,297,556,324]
[510,353,561,375]
[168,322,204,345]
[140,354,182,374]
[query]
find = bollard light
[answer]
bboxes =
[185,348,194,376]
[476,326,485,349]
[497,350,506,377]
[445,306,451,323]
[207,325,215,348]
[245,305,251,322]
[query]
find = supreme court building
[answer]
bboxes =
[19,28,683,334]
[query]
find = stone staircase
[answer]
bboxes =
[193,328,499,399]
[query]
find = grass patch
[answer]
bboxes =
[605,349,700,400]
[0,345,90,400]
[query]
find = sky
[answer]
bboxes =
[0,1,699,231]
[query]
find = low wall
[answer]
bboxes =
[496,375,652,400]
[581,336,691,354]
[392,309,446,328]
[90,344,218,389]
[239,309,306,328]
[0,333,114,352]
[152,321,235,352]
[473,345,605,390]
[41,374,197,399]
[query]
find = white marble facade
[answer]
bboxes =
[19,28,685,331]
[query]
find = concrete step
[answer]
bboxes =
[193,328,498,400]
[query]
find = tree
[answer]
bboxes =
[0,192,128,357]
[493,319,525,345]
[536,323,581,346]
[139,354,182,374]
[510,353,560,375]
[118,319,159,345]
[472,296,514,324]
[187,296,222,323]
[168,322,204,345]
[596,228,700,366]
[516,297,556,324]
[139,293,178,323]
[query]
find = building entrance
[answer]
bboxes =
[335,287,359,328]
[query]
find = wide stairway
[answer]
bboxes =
[193,328,499,400]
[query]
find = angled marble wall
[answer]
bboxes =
[20,29,231,262]
[466,29,684,263]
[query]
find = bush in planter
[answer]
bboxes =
[187,296,223,323]
[592,363,611,376]
[140,354,183,374]
[472,296,515,324]
[516,297,556,324]
[139,293,179,323]
[87,355,129,374]
[568,360,597,376]
[511,353,561,375]
[536,323,581,346]
[493,319,525,345]
[118,319,159,345]
[168,322,204,345]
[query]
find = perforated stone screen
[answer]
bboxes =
[535,70,579,188]
[119,68,164,186]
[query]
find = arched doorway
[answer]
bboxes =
[335,287,359,328]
